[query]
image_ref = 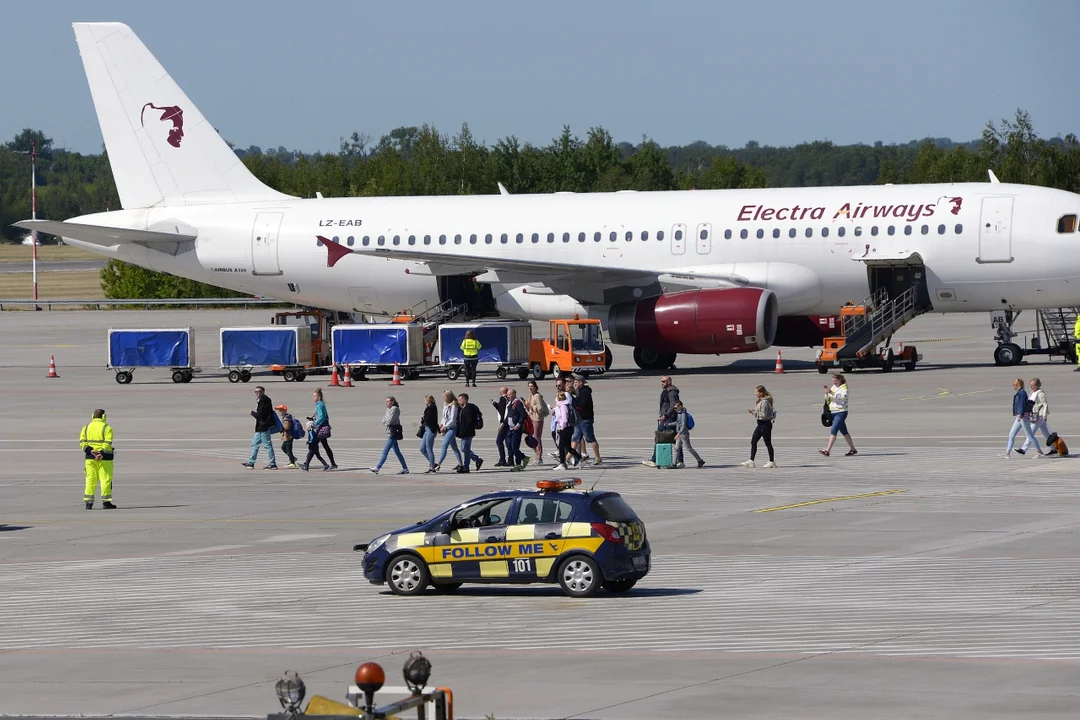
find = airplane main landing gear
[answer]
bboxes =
[633,347,677,371]
[991,310,1024,366]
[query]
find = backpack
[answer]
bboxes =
[685,412,695,430]
[565,402,580,426]
[290,417,305,439]
[1047,432,1069,457]
[474,406,484,430]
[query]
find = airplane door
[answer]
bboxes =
[977,197,1014,264]
[671,223,686,255]
[251,212,283,275]
[695,223,712,254]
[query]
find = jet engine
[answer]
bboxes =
[608,288,779,369]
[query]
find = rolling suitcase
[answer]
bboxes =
[654,442,675,469]
[1046,433,1069,457]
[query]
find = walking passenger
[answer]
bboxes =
[456,393,484,473]
[370,396,408,474]
[552,391,581,469]
[571,374,602,465]
[673,400,705,469]
[525,380,549,463]
[419,394,439,473]
[549,378,566,460]
[491,386,510,466]
[302,418,329,471]
[642,375,679,467]
[742,385,777,468]
[820,373,857,457]
[275,404,299,468]
[242,385,278,469]
[80,409,116,509]
[1000,377,1040,458]
[304,388,337,471]
[505,388,529,470]
[460,330,481,387]
[1019,378,1052,456]
[436,389,463,472]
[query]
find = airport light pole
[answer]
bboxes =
[31,141,39,309]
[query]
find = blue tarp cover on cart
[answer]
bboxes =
[109,330,190,367]
[332,327,409,364]
[221,330,298,366]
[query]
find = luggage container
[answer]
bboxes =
[220,326,312,383]
[331,324,425,375]
[438,320,532,380]
[108,328,196,385]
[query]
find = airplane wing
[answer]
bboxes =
[352,245,750,303]
[14,220,197,248]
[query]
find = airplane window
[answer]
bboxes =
[740,229,748,239]
[469,234,477,244]
[347,236,355,247]
[756,229,764,239]
[547,233,555,243]
[837,227,845,238]
[393,235,400,245]
[675,229,684,241]
[904,225,912,236]
[407,236,415,246]
[657,230,665,240]
[484,234,492,244]
[454,234,462,244]
[610,231,617,242]
[870,227,879,236]
[423,235,431,245]
[625,231,632,241]
[724,229,732,240]
[377,235,385,245]
[699,229,708,240]
[515,233,523,243]
[789,228,797,238]
[498,233,505,244]
[822,227,829,238]
[363,236,370,246]
[853,227,862,236]
[563,232,571,243]
[642,230,649,241]
[578,232,586,242]
[531,233,539,243]
[954,224,963,234]
[594,232,602,242]
[887,226,895,236]
[439,235,446,245]
[332,236,340,243]
[1057,214,1078,233]
[773,228,780,238]
[805,228,813,238]
[920,225,929,235]
[937,224,946,234]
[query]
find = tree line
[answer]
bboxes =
[0,111,1077,298]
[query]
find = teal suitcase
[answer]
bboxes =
[654,443,674,468]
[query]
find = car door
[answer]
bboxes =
[442,498,515,581]
[507,497,575,580]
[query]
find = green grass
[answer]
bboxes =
[0,271,103,300]
[0,244,98,263]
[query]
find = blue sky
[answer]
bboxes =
[3,0,1076,154]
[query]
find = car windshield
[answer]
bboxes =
[570,323,605,352]
[590,494,639,521]
[451,498,512,529]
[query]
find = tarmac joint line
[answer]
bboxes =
[753,489,904,513]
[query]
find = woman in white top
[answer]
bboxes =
[1019,377,1052,455]
[435,389,463,471]
[820,373,857,457]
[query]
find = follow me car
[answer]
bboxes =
[354,479,650,597]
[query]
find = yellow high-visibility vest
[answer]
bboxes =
[461,338,481,357]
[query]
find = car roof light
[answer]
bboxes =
[536,478,582,491]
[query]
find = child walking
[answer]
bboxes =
[673,401,704,469]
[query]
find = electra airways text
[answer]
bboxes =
[18,23,1080,369]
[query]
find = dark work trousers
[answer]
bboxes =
[496,423,509,464]
[508,427,526,466]
[463,358,478,385]
[751,420,774,462]
[558,427,581,466]
[281,438,297,464]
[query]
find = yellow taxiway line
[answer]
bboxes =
[754,489,904,513]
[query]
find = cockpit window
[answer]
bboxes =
[1057,215,1078,233]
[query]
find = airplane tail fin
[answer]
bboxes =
[72,22,293,209]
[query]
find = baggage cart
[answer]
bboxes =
[438,320,532,380]
[107,328,196,385]
[331,324,425,378]
[220,326,312,383]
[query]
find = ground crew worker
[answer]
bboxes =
[461,330,481,387]
[1073,315,1080,371]
[80,409,116,510]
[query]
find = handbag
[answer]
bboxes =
[416,422,425,439]
[820,401,833,428]
[655,429,676,445]
[316,424,332,440]
[390,424,404,441]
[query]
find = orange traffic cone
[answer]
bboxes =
[342,365,354,387]
[774,350,784,374]
[329,365,340,386]
[390,362,405,386]
[46,355,59,378]
[898,341,904,357]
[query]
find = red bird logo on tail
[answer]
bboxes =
[938,196,963,215]
[317,235,354,267]
[140,103,185,148]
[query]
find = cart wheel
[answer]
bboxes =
[817,364,829,374]
[881,349,894,373]
[495,366,508,379]
[447,366,461,381]
[530,363,546,381]
[228,370,241,383]
[296,371,306,382]
[172,370,186,383]
[905,358,917,372]
[182,371,194,383]
[240,371,252,383]
[283,369,297,382]
[516,367,530,380]
[407,369,421,380]
[115,371,133,385]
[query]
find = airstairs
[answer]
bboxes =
[833,286,922,360]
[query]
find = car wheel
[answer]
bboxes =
[386,554,429,596]
[602,578,637,593]
[557,555,601,598]
[432,582,462,593]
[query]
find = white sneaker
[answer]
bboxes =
[741,460,755,468]
[763,461,777,468]
[642,460,657,468]
[549,452,560,461]
[553,463,567,470]
[675,462,685,469]
[998,452,1010,459]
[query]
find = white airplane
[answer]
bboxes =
[18,23,1080,370]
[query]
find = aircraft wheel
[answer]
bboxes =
[603,347,613,371]
[633,347,676,371]
[994,343,1022,367]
